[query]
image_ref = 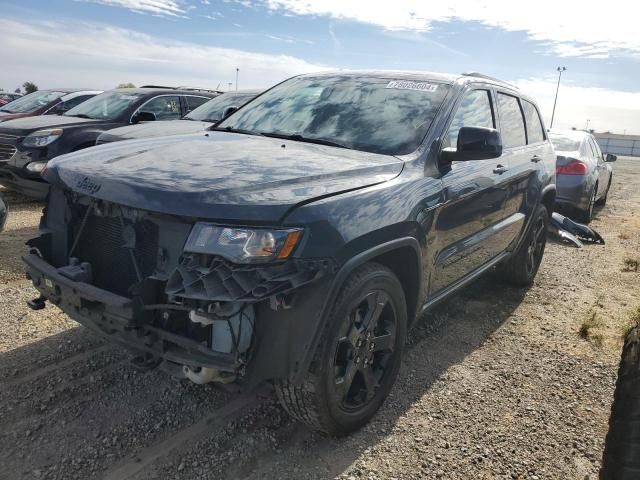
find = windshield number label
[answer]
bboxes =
[386,81,438,92]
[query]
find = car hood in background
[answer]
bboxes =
[0,115,106,135]
[0,111,39,123]
[98,120,211,142]
[45,131,404,222]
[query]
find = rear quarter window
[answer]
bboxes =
[497,93,526,149]
[522,100,545,144]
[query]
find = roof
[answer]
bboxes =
[295,70,519,89]
[219,89,262,95]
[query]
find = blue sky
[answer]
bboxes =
[1,0,639,133]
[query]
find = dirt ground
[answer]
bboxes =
[0,158,638,480]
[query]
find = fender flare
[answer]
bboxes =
[293,236,422,382]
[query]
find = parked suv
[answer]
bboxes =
[96,89,261,145]
[0,87,219,199]
[0,89,101,123]
[24,71,556,435]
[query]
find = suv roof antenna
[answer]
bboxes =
[461,72,519,89]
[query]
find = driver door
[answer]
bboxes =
[429,87,509,294]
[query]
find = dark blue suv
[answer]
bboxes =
[24,71,556,435]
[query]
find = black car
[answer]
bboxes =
[96,89,261,144]
[0,87,219,199]
[24,71,556,435]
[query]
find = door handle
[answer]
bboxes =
[531,155,542,163]
[493,165,508,174]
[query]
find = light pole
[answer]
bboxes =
[235,68,239,91]
[550,66,566,129]
[586,119,591,131]
[228,82,232,91]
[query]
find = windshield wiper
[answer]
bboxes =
[0,109,14,113]
[70,114,93,119]
[210,126,264,137]
[260,132,350,149]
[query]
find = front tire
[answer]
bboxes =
[276,262,407,436]
[597,176,612,207]
[498,204,548,287]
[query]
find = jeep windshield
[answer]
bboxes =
[217,75,450,155]
[0,90,65,113]
[64,91,142,121]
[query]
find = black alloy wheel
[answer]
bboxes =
[332,290,397,412]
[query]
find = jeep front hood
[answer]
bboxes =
[45,131,403,223]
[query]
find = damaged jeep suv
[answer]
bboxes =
[24,71,556,435]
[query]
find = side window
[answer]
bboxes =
[445,89,494,149]
[497,93,527,149]
[61,95,94,110]
[139,95,182,120]
[582,140,595,162]
[589,137,604,163]
[522,100,545,144]
[185,95,210,112]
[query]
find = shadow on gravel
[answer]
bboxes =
[224,272,529,480]
[0,269,528,480]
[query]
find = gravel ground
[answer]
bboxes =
[0,158,638,480]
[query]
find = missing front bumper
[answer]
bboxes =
[23,252,243,372]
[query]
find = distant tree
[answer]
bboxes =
[117,82,136,88]
[14,88,20,94]
[22,82,38,94]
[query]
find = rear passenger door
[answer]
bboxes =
[495,92,544,247]
[430,87,516,294]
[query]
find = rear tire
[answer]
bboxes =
[600,327,640,479]
[497,204,548,287]
[275,262,407,436]
[579,184,598,223]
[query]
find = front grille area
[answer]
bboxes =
[0,143,16,161]
[73,213,159,297]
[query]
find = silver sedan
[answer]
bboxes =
[549,130,616,223]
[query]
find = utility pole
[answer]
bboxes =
[236,68,239,91]
[550,66,566,129]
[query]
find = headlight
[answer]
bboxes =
[22,129,63,147]
[25,161,47,173]
[184,224,303,263]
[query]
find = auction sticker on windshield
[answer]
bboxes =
[386,81,438,92]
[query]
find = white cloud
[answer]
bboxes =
[515,78,640,134]
[78,0,186,17]
[260,0,640,57]
[0,19,325,91]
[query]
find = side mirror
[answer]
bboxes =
[132,111,157,124]
[441,126,502,163]
[221,106,238,119]
[0,193,8,232]
[606,153,617,162]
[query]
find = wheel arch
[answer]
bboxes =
[540,184,556,217]
[293,237,422,382]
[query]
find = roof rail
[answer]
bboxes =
[139,85,175,89]
[461,72,519,89]
[176,86,223,94]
